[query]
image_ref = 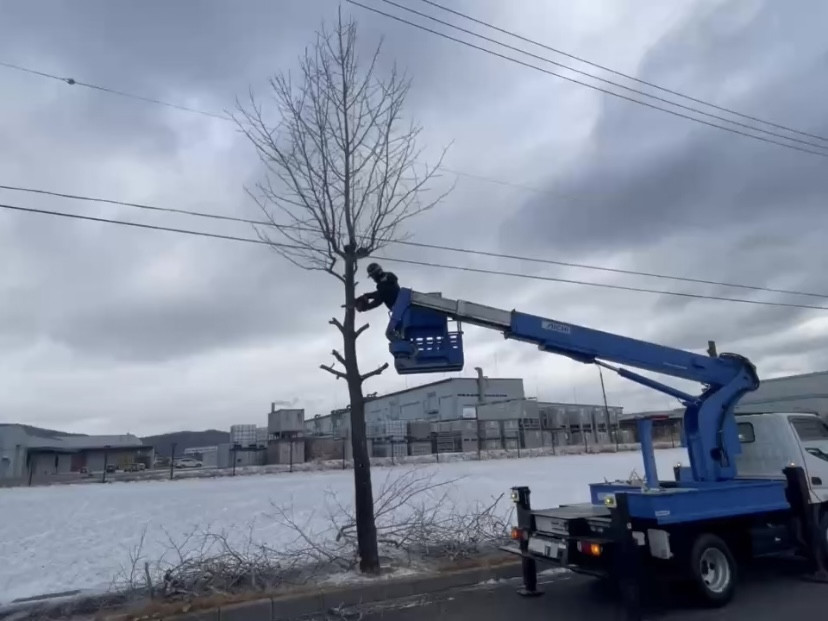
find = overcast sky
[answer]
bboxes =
[1,0,826,436]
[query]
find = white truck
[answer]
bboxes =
[380,287,828,611]
[507,410,828,607]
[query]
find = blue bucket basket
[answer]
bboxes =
[388,307,464,374]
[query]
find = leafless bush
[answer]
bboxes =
[112,523,313,604]
[269,466,514,570]
[9,468,512,620]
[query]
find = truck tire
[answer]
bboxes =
[688,533,737,607]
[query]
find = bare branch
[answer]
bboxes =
[329,317,345,333]
[331,349,347,368]
[234,12,453,276]
[320,364,347,380]
[354,322,370,339]
[360,362,389,382]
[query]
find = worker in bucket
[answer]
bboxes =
[355,262,400,312]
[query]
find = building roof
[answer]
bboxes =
[534,400,623,410]
[618,408,684,421]
[364,376,525,403]
[51,434,144,450]
[2,424,145,451]
[756,369,828,383]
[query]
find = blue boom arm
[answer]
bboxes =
[385,288,759,483]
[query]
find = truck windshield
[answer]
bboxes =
[791,417,828,462]
[791,417,828,441]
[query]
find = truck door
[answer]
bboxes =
[789,415,828,503]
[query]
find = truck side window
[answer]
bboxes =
[737,422,755,443]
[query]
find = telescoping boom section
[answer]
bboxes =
[385,288,760,484]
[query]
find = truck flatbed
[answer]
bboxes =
[532,503,612,520]
[589,478,791,524]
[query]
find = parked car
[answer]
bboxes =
[173,457,203,469]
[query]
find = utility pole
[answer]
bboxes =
[169,442,177,480]
[27,452,34,487]
[102,447,110,483]
[597,367,614,447]
[474,366,486,459]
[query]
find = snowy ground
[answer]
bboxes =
[0,448,685,604]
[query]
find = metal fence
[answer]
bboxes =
[304,416,684,465]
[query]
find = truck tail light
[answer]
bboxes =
[577,541,602,556]
[510,527,523,541]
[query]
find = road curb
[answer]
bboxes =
[162,559,523,621]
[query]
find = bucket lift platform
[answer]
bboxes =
[386,290,466,374]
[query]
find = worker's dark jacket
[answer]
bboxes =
[362,271,400,310]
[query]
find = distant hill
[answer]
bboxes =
[140,429,230,457]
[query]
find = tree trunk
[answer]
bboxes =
[343,257,380,573]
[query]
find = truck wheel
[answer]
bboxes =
[688,533,737,607]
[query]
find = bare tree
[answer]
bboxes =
[233,9,451,573]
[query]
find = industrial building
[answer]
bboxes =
[614,369,828,445]
[735,370,828,419]
[0,424,152,484]
[533,400,624,444]
[302,377,625,457]
[183,443,267,468]
[179,406,306,470]
[618,409,685,445]
[306,376,527,437]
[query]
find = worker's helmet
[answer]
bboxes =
[367,262,383,278]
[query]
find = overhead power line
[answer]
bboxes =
[382,0,828,153]
[0,201,281,248]
[2,200,827,312]
[0,60,579,201]
[3,182,827,300]
[347,0,828,159]
[0,60,230,121]
[417,0,828,145]
[388,258,828,311]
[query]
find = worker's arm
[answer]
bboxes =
[355,291,382,312]
[361,295,384,310]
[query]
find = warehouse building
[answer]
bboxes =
[535,400,625,445]
[306,376,527,437]
[305,371,623,445]
[616,369,828,445]
[618,408,685,444]
[0,424,151,483]
[735,370,828,420]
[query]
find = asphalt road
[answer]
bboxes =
[328,559,828,621]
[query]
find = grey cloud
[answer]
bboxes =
[2,0,827,433]
[500,0,828,257]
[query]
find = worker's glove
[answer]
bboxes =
[354,295,368,312]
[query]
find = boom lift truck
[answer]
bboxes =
[382,288,828,611]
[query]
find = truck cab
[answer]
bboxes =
[735,411,828,503]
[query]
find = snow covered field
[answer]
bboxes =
[0,448,685,604]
